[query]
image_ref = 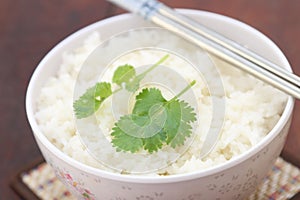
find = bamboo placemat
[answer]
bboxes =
[11,157,300,200]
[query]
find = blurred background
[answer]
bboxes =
[1,0,299,199]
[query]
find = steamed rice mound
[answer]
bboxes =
[35,32,287,175]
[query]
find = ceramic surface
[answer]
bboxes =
[26,9,295,200]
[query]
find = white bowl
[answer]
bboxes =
[26,9,294,200]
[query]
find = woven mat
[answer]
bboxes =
[10,157,300,200]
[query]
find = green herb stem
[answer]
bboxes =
[170,80,196,102]
[112,87,123,94]
[136,54,170,80]
[143,80,196,124]
[74,54,172,119]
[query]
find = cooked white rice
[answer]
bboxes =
[35,31,287,175]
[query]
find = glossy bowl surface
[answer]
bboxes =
[26,9,294,200]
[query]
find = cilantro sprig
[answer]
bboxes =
[112,81,196,153]
[74,55,169,118]
[73,54,197,153]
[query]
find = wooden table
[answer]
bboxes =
[1,0,299,199]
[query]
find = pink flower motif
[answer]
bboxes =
[55,169,96,200]
[84,189,93,195]
[65,173,73,181]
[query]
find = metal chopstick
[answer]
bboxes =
[157,5,300,87]
[107,0,300,99]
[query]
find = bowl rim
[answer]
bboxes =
[26,9,295,184]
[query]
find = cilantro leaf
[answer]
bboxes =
[133,88,166,115]
[111,124,143,153]
[95,82,113,99]
[112,64,136,86]
[166,100,195,148]
[179,100,197,122]
[73,82,112,119]
[117,104,167,137]
[111,81,197,153]
[142,130,166,153]
[169,118,193,148]
[164,100,181,144]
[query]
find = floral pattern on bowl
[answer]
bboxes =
[27,9,294,200]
